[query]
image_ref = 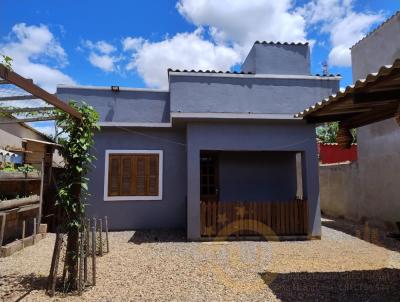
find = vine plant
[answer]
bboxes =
[0,55,99,290]
[55,101,99,290]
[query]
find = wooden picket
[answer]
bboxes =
[200,199,308,238]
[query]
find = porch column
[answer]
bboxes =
[187,146,201,240]
[302,149,321,238]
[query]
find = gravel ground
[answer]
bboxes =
[1,219,400,302]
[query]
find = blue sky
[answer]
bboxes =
[0,0,399,134]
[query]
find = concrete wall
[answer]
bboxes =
[320,163,360,221]
[351,12,400,80]
[186,121,320,239]
[218,151,297,202]
[170,75,339,115]
[57,86,170,123]
[241,43,311,75]
[329,12,400,227]
[87,127,187,230]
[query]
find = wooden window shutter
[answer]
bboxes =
[148,154,159,195]
[121,156,133,195]
[135,155,146,196]
[108,152,160,197]
[108,155,121,196]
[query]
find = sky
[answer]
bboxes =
[0,0,399,135]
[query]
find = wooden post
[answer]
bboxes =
[99,219,103,257]
[33,217,37,244]
[22,220,26,248]
[104,216,109,253]
[38,160,44,225]
[91,218,96,286]
[0,213,6,247]
[33,217,37,236]
[84,219,89,283]
[47,231,63,296]
[78,232,84,295]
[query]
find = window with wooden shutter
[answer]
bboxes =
[105,151,162,200]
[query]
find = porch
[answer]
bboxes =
[199,151,309,239]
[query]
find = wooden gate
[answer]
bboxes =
[200,199,308,238]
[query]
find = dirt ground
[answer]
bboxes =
[1,217,400,302]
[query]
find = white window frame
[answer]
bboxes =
[104,150,163,201]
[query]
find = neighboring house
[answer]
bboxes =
[319,12,400,228]
[0,117,53,164]
[57,42,339,240]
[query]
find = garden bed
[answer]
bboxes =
[0,195,40,211]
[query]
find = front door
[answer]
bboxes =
[200,152,219,201]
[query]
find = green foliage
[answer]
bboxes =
[17,164,36,175]
[316,122,357,144]
[2,162,16,172]
[0,53,12,70]
[55,101,99,231]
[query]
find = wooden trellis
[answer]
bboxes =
[0,64,81,124]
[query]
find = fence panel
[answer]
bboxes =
[200,199,308,238]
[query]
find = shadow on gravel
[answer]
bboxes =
[260,268,400,302]
[322,217,400,252]
[0,273,47,301]
[128,229,187,244]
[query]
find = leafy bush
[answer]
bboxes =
[316,122,357,144]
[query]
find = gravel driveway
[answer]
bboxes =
[1,218,400,301]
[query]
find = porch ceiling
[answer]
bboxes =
[295,58,400,128]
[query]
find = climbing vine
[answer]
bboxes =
[0,53,13,70]
[54,101,99,290]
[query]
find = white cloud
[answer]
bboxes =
[177,0,308,56]
[124,0,310,88]
[89,52,119,72]
[0,23,75,92]
[83,40,116,54]
[299,0,384,67]
[82,39,120,72]
[124,29,240,88]
[122,37,144,52]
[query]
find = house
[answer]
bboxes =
[313,12,400,228]
[57,42,340,240]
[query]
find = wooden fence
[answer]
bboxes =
[200,199,308,238]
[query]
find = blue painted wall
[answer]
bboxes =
[218,151,297,202]
[170,75,339,115]
[55,43,338,238]
[58,86,170,123]
[86,127,187,230]
[241,42,311,75]
[186,121,320,239]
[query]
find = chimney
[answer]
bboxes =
[241,41,311,75]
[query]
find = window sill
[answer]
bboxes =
[104,195,162,201]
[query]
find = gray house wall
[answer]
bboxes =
[241,43,311,75]
[218,151,297,202]
[320,12,400,228]
[352,13,400,224]
[170,75,339,115]
[186,121,320,239]
[86,127,187,230]
[57,86,170,123]
[56,42,339,238]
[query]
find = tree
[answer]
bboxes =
[54,101,99,290]
[316,122,357,144]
